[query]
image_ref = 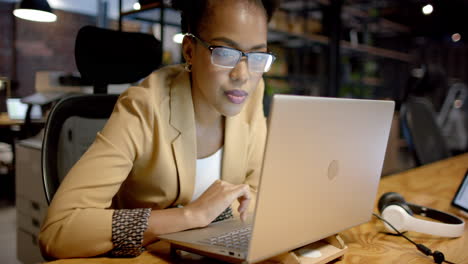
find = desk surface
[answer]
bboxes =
[47,153,468,264]
[0,112,23,126]
[0,112,46,126]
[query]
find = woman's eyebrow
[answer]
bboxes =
[211,37,267,50]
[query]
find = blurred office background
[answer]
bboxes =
[1,0,468,263]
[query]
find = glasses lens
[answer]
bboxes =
[211,47,241,68]
[247,53,275,73]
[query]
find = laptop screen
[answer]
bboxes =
[6,98,42,120]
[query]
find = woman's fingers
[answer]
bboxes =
[235,185,251,222]
[188,181,252,225]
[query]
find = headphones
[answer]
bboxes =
[378,192,465,237]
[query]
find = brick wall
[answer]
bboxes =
[0,4,144,112]
[0,5,96,111]
[0,6,98,112]
[14,9,96,98]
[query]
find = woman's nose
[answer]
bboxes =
[229,58,249,84]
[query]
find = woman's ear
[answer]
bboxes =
[182,36,194,64]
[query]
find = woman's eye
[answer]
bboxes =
[252,55,265,62]
[221,51,234,57]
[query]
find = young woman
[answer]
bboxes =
[39,0,278,258]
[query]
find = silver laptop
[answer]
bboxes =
[158,94,395,263]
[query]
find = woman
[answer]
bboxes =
[39,0,278,258]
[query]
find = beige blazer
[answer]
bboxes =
[39,64,267,258]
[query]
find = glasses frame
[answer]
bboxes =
[186,33,276,73]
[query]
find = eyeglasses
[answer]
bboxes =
[187,34,276,73]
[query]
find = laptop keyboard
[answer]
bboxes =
[199,226,252,251]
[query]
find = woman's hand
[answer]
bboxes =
[185,180,251,227]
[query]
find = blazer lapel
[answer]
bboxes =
[169,71,197,205]
[222,115,249,185]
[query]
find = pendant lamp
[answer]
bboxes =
[13,0,57,23]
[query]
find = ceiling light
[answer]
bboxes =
[422,4,433,15]
[452,33,461,42]
[133,2,141,10]
[13,0,57,22]
[173,33,184,44]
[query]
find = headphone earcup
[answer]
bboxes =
[381,204,412,233]
[378,192,414,216]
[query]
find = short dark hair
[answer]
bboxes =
[172,0,280,34]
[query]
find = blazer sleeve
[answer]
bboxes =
[39,86,155,259]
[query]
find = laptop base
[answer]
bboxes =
[168,234,348,264]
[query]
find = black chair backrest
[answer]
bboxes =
[401,96,451,166]
[75,26,162,93]
[41,26,162,204]
[41,26,162,203]
[41,94,119,204]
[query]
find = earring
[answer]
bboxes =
[184,62,192,72]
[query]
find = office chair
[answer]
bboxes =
[41,26,162,204]
[400,96,451,166]
[41,94,119,203]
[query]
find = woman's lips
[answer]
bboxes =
[225,90,248,104]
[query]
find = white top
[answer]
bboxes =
[191,147,223,202]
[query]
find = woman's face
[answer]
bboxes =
[185,0,268,117]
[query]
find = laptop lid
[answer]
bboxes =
[6,98,42,120]
[247,95,394,263]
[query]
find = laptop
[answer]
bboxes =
[158,94,395,263]
[6,98,42,120]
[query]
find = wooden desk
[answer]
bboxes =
[339,153,468,264]
[0,112,23,126]
[0,112,46,126]
[47,154,468,264]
